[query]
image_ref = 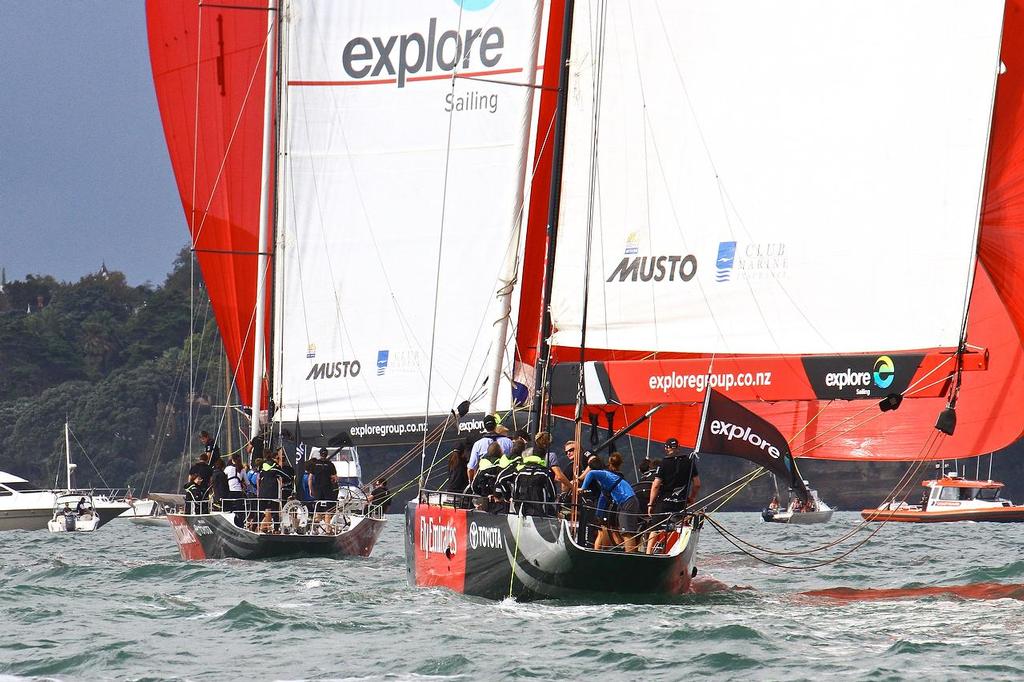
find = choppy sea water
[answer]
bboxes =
[1,512,1023,680]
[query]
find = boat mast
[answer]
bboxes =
[529,0,576,435]
[485,5,545,419]
[249,0,279,442]
[64,421,72,490]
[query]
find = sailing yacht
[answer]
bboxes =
[401,0,1024,600]
[147,0,541,558]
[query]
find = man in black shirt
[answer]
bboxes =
[257,460,283,533]
[646,437,700,554]
[188,453,213,495]
[199,431,223,468]
[368,478,390,513]
[306,448,337,525]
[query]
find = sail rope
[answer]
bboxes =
[702,432,943,566]
[66,426,112,489]
[508,509,525,599]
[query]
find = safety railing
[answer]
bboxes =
[184,496,382,536]
[416,487,703,554]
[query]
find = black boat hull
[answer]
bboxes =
[167,512,385,560]
[404,501,700,601]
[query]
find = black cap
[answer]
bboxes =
[483,415,497,429]
[665,437,679,448]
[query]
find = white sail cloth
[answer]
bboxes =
[274,0,543,428]
[550,0,1005,355]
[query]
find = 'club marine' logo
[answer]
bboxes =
[469,521,503,550]
[377,350,390,377]
[342,18,505,87]
[306,344,317,359]
[873,355,895,389]
[606,255,697,283]
[305,360,362,381]
[420,516,458,557]
[715,241,736,283]
[710,420,782,459]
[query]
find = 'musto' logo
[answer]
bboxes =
[873,355,895,389]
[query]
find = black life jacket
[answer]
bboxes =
[511,466,557,517]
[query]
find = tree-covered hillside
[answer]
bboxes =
[0,250,231,493]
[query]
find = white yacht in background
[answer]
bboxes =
[0,471,128,531]
[0,423,129,531]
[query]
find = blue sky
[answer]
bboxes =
[1,3,186,287]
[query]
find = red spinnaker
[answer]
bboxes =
[146,0,273,408]
[979,0,1024,348]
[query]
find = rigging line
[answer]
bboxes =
[508,509,525,599]
[454,75,555,91]
[145,297,211,492]
[713,433,941,558]
[789,355,953,455]
[626,1,659,351]
[419,0,469,485]
[793,364,956,458]
[705,440,940,564]
[67,427,111,489]
[708,469,770,514]
[786,400,834,446]
[575,0,610,427]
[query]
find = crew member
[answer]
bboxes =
[199,430,223,467]
[467,415,513,481]
[646,437,700,554]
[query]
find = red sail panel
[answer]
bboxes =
[515,0,565,370]
[979,0,1024,346]
[146,0,272,408]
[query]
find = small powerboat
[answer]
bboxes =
[763,488,834,524]
[48,493,101,533]
[862,471,1024,523]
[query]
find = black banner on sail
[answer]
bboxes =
[697,389,809,497]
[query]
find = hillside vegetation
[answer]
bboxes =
[0,250,229,493]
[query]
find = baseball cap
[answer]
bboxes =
[665,437,679,448]
[483,414,497,429]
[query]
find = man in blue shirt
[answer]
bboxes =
[467,415,513,482]
[581,453,640,552]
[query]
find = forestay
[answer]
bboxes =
[274,0,543,442]
[549,0,1004,356]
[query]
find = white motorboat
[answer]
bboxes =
[48,493,101,533]
[0,423,129,531]
[0,471,128,531]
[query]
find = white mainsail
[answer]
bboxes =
[549,0,1004,356]
[273,0,543,441]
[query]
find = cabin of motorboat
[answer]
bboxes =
[862,471,1024,522]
